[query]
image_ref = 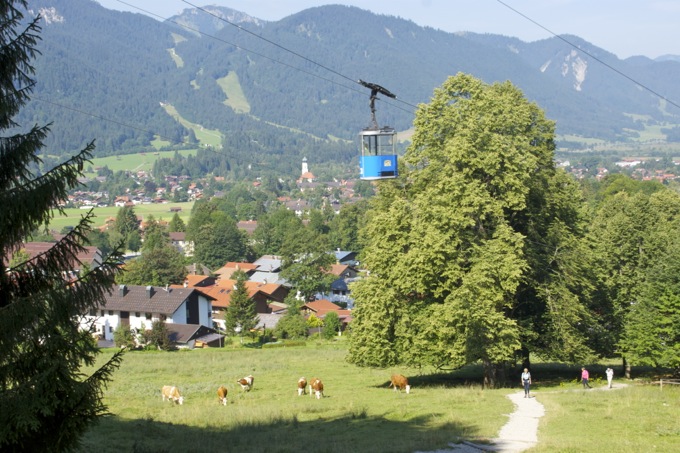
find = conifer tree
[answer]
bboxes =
[0,2,124,450]
[224,270,257,341]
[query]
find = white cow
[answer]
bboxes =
[237,375,254,392]
[161,385,184,405]
[309,377,324,399]
[297,377,307,396]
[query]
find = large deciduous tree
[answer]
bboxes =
[0,2,124,450]
[280,223,336,302]
[348,73,589,387]
[118,215,186,286]
[187,201,251,270]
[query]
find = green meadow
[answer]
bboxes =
[84,149,198,176]
[78,341,680,453]
[49,202,194,232]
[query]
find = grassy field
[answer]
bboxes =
[49,202,194,232]
[77,342,680,453]
[217,71,251,114]
[83,149,198,176]
[79,340,511,453]
[161,104,223,148]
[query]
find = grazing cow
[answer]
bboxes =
[217,386,228,405]
[309,377,324,399]
[388,374,410,394]
[297,377,307,396]
[237,375,254,392]
[161,385,184,405]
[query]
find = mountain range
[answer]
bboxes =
[17,0,680,179]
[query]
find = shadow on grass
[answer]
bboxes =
[79,412,477,453]
[375,362,677,391]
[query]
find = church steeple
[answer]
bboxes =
[301,157,309,175]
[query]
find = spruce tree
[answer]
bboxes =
[224,270,257,341]
[0,1,124,450]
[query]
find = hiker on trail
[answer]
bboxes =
[606,367,614,388]
[521,368,532,398]
[581,367,592,389]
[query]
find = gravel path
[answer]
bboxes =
[416,391,544,453]
[416,383,628,453]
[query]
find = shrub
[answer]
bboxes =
[322,311,341,339]
[113,324,136,349]
[274,313,308,340]
[142,320,172,350]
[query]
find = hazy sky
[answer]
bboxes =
[94,0,679,59]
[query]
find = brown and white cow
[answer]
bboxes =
[217,385,228,405]
[388,374,410,394]
[237,375,254,392]
[309,377,324,399]
[297,377,307,396]
[161,385,184,405]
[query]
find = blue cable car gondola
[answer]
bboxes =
[358,80,398,180]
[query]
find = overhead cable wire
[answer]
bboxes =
[494,0,680,112]
[25,0,412,156]
[178,0,420,112]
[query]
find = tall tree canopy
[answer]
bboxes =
[589,188,680,373]
[186,200,252,270]
[111,205,141,252]
[0,2,124,450]
[348,73,589,387]
[280,222,336,302]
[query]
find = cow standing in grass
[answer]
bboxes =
[388,374,410,394]
[237,375,254,392]
[217,386,228,405]
[161,386,184,405]
[297,377,307,396]
[309,378,324,399]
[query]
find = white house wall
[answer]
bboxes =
[80,295,213,341]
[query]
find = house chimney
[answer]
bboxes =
[146,286,154,298]
[119,284,127,297]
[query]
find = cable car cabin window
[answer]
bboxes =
[359,128,398,180]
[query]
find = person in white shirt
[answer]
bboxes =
[606,367,614,389]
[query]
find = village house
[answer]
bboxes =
[300,299,352,334]
[169,231,194,256]
[3,242,103,279]
[81,284,215,342]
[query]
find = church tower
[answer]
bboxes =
[301,157,309,175]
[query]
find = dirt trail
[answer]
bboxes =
[417,383,628,453]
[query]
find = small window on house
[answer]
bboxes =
[160,314,167,321]
[109,326,113,333]
[89,309,97,316]
[135,312,140,318]
[108,310,114,316]
[145,313,152,320]
[100,310,105,316]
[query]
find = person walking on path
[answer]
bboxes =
[581,367,592,389]
[521,368,532,398]
[606,367,614,388]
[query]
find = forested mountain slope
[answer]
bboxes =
[18,0,680,179]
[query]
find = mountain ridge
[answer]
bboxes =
[17,0,680,179]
